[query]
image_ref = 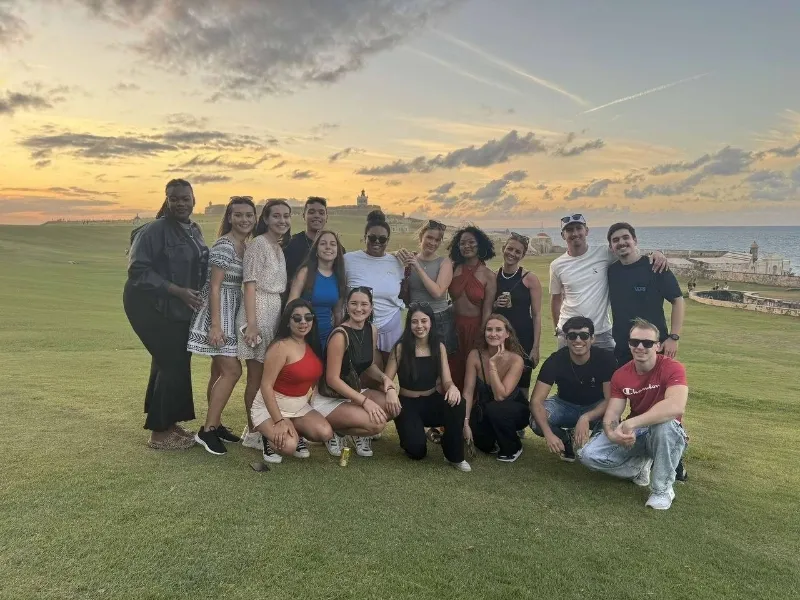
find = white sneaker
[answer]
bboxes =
[632,459,653,487]
[448,459,472,472]
[293,437,310,459]
[262,437,283,464]
[354,436,373,457]
[645,488,676,510]
[371,431,383,441]
[241,428,263,450]
[325,434,343,457]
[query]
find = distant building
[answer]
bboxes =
[531,231,553,255]
[204,201,226,216]
[132,213,143,226]
[357,189,368,208]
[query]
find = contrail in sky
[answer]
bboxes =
[581,73,710,114]
[406,47,522,95]
[434,30,590,107]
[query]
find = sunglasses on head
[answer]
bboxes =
[230,195,254,202]
[566,331,591,341]
[427,220,446,231]
[628,338,657,349]
[349,286,373,297]
[510,232,530,244]
[408,301,430,311]
[366,234,388,245]
[291,313,315,323]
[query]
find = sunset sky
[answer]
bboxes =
[1,0,799,227]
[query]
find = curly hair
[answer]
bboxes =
[447,225,496,264]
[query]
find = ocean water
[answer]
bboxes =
[512,226,800,273]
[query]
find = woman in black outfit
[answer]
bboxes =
[493,233,542,398]
[124,179,209,449]
[384,303,470,472]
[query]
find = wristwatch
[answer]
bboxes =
[668,333,680,341]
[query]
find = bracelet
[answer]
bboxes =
[361,396,368,406]
[274,418,284,425]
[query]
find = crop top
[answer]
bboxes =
[398,355,439,392]
[273,345,323,396]
[449,263,485,307]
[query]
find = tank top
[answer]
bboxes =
[273,345,323,396]
[495,267,534,352]
[306,270,339,348]
[340,325,374,376]
[449,263,485,307]
[398,355,439,391]
[407,256,449,313]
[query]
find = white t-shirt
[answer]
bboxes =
[549,244,616,334]
[344,250,405,329]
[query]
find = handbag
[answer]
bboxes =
[316,327,362,399]
[398,264,412,306]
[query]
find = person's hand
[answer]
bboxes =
[396,248,414,265]
[574,415,591,448]
[383,390,402,419]
[176,287,202,310]
[494,293,510,308]
[649,251,669,273]
[662,337,679,358]
[244,324,261,348]
[208,325,225,347]
[463,422,473,444]
[529,346,540,368]
[362,398,388,424]
[444,385,461,406]
[273,419,295,450]
[544,432,565,455]
[489,344,504,367]
[608,423,636,448]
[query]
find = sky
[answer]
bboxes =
[1,0,799,227]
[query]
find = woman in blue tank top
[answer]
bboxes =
[287,230,346,349]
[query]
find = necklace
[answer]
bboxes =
[500,266,518,280]
[305,233,314,250]
[569,358,586,385]
[348,325,365,347]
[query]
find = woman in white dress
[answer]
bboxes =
[237,199,291,448]
[188,197,257,454]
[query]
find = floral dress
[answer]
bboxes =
[187,237,243,357]
[236,235,287,362]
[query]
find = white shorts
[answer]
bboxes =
[251,389,314,428]
[376,310,403,353]
[310,388,369,418]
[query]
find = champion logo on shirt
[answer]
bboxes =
[622,383,660,396]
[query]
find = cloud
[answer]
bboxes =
[435,30,589,106]
[357,130,548,175]
[554,139,605,157]
[385,179,403,187]
[178,153,275,171]
[189,174,232,184]
[328,147,365,162]
[472,170,527,201]
[430,181,456,194]
[0,196,120,215]
[165,113,209,128]
[112,82,141,93]
[311,122,339,134]
[271,160,288,170]
[289,169,315,180]
[565,178,614,200]
[0,2,27,46]
[70,0,462,99]
[581,73,709,115]
[0,90,53,116]
[1,185,119,198]
[765,140,800,158]
[649,154,713,175]
[745,168,800,202]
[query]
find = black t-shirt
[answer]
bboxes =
[536,346,617,406]
[283,232,346,289]
[607,256,682,349]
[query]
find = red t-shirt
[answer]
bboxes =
[611,356,687,421]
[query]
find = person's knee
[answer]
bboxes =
[276,435,298,456]
[220,361,242,380]
[310,421,334,442]
[366,422,385,437]
[404,441,427,460]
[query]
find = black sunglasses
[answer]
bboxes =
[291,313,315,323]
[230,195,254,201]
[509,232,530,244]
[366,234,388,245]
[561,213,585,224]
[628,338,657,349]
[566,331,591,341]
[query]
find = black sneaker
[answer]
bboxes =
[261,435,283,464]
[195,427,227,456]
[561,435,576,463]
[215,424,241,443]
[675,459,688,482]
[294,437,310,459]
[497,447,523,463]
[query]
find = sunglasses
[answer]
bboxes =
[230,195,254,201]
[291,314,315,323]
[509,232,530,244]
[366,234,389,245]
[427,220,446,231]
[408,301,430,311]
[566,331,591,341]
[349,286,373,297]
[628,338,657,349]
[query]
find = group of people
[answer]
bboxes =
[124,179,690,509]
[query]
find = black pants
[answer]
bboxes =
[396,392,466,463]
[471,393,530,457]
[123,283,195,432]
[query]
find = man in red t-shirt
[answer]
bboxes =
[579,318,689,510]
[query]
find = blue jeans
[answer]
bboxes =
[529,396,603,444]
[578,420,688,494]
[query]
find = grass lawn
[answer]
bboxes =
[1,216,799,600]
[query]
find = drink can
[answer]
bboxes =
[339,446,351,467]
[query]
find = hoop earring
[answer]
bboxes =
[478,250,487,260]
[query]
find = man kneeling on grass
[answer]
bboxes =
[529,316,616,462]
[579,318,688,510]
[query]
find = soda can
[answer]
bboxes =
[339,446,351,467]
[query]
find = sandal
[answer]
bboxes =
[148,431,195,450]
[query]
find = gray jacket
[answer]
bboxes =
[126,217,208,321]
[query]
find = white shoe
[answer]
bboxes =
[241,429,263,450]
[354,436,373,457]
[448,459,472,472]
[262,437,283,464]
[325,434,343,457]
[293,437,310,459]
[645,488,676,510]
[371,431,383,441]
[632,459,653,487]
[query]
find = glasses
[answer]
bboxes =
[366,234,388,245]
[427,220,446,231]
[566,331,591,341]
[408,301,430,311]
[230,195,254,201]
[291,314,315,323]
[349,286,373,297]
[561,214,587,228]
[628,338,657,349]
[509,232,530,244]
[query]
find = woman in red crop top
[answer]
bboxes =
[250,299,334,463]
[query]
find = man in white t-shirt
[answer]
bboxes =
[549,214,667,351]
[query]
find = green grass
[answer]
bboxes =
[1,218,799,600]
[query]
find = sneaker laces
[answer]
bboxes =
[327,435,340,451]
[357,436,372,452]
